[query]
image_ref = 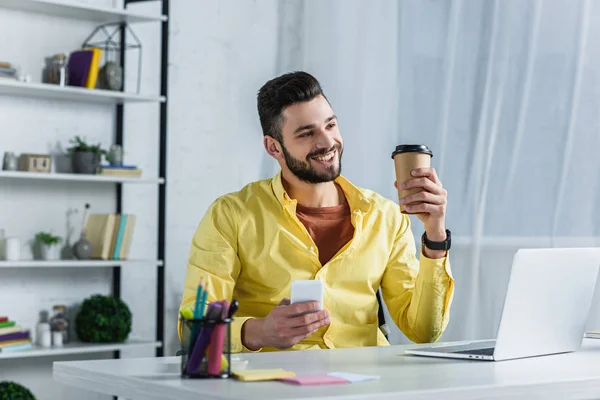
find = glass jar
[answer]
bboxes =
[107,144,123,166]
[50,54,68,87]
[49,305,70,344]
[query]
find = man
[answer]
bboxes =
[179,71,454,352]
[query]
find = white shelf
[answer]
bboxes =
[0,260,163,268]
[0,170,164,184]
[0,0,166,23]
[0,80,165,104]
[0,338,161,360]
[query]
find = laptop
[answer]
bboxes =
[405,247,600,361]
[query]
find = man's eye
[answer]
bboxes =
[300,131,313,138]
[327,123,336,129]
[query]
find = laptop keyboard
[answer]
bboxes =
[453,347,495,356]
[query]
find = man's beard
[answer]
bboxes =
[280,142,342,184]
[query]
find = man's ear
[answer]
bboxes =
[264,136,284,161]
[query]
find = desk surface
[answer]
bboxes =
[53,339,600,400]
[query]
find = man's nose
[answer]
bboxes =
[314,129,336,150]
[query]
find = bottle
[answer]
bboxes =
[37,322,51,348]
[52,331,63,347]
[49,305,70,344]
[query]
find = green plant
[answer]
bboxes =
[35,232,62,246]
[75,294,132,343]
[66,135,106,157]
[0,381,36,400]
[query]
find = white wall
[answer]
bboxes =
[164,0,280,356]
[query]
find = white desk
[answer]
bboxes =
[53,339,600,400]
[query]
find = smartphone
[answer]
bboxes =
[290,280,324,315]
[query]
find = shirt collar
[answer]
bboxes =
[271,171,371,213]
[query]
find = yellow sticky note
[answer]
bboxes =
[231,369,296,382]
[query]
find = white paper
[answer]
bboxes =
[327,372,380,383]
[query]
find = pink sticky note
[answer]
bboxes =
[280,374,348,386]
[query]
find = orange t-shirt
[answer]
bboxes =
[296,200,354,266]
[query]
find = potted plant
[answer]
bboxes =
[66,136,106,174]
[35,231,62,260]
[75,294,132,343]
[0,381,36,400]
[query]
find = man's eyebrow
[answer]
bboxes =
[294,115,337,134]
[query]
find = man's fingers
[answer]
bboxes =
[277,298,291,307]
[411,167,442,186]
[288,310,329,328]
[401,191,445,206]
[287,314,330,337]
[282,301,321,317]
[405,202,444,217]
[400,177,443,195]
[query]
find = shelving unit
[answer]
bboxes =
[0,170,164,184]
[0,79,166,104]
[0,0,168,370]
[0,0,166,23]
[0,260,163,268]
[0,339,162,360]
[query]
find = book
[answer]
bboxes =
[98,168,142,177]
[119,215,136,260]
[108,214,121,258]
[0,321,15,329]
[0,343,32,353]
[113,214,128,259]
[84,47,102,89]
[84,214,117,260]
[99,164,138,170]
[0,317,7,323]
[67,49,93,87]
[0,331,29,342]
[0,326,21,336]
[585,331,600,339]
[0,339,30,348]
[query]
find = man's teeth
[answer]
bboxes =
[313,151,335,162]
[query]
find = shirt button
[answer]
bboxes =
[308,246,315,253]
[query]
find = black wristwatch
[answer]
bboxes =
[422,229,451,251]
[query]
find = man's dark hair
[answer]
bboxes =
[257,71,326,142]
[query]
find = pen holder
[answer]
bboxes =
[180,317,232,379]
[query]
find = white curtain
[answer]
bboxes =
[271,0,600,343]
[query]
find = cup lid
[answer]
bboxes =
[391,144,433,159]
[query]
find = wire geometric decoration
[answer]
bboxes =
[82,22,142,94]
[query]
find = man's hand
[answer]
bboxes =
[242,299,330,350]
[395,167,448,258]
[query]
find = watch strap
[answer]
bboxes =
[422,229,451,251]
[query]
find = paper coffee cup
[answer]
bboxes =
[391,144,433,214]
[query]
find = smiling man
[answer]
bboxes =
[179,71,454,352]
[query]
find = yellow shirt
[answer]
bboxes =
[179,172,454,352]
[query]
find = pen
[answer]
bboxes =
[228,299,239,318]
[190,281,204,341]
[207,300,230,375]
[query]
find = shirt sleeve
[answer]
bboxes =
[380,214,455,343]
[177,196,259,353]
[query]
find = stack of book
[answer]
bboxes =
[0,62,17,80]
[84,213,136,260]
[97,164,142,178]
[0,317,32,354]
